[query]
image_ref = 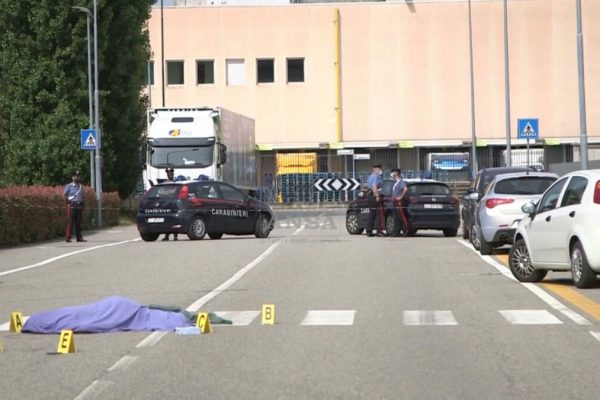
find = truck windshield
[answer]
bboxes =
[149,145,214,168]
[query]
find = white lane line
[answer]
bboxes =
[590,332,600,342]
[301,310,356,326]
[0,316,29,332]
[136,332,167,349]
[499,310,563,325]
[456,239,591,326]
[107,355,138,373]
[0,238,141,277]
[186,225,306,313]
[74,380,113,400]
[214,311,261,326]
[403,310,458,326]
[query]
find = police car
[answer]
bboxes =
[137,180,275,241]
[345,179,460,237]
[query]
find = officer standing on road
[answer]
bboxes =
[366,164,385,237]
[163,167,178,241]
[64,170,86,243]
[391,168,409,237]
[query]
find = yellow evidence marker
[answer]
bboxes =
[0,338,4,352]
[57,330,76,354]
[196,312,212,334]
[262,304,275,325]
[9,312,24,333]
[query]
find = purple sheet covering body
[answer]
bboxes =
[22,296,193,333]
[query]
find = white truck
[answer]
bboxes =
[142,107,257,191]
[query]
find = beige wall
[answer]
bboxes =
[148,0,600,148]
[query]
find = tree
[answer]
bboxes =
[0,0,153,198]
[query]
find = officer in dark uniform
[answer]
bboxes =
[63,170,86,242]
[163,167,178,241]
[391,168,409,237]
[365,164,385,237]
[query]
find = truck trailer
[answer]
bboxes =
[142,107,257,191]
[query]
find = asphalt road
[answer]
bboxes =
[2,210,600,399]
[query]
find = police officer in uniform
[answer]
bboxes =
[391,168,409,237]
[163,167,178,241]
[365,164,385,237]
[64,170,86,242]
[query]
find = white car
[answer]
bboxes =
[472,172,558,255]
[509,169,600,288]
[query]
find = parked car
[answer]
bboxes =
[137,180,275,241]
[346,179,460,237]
[509,169,600,288]
[471,172,558,255]
[462,166,535,241]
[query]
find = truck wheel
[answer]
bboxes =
[255,215,271,238]
[187,217,206,240]
[140,232,159,242]
[509,238,547,282]
[571,241,596,289]
[208,232,223,240]
[345,212,364,235]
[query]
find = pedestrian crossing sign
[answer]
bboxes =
[80,129,97,150]
[517,118,539,140]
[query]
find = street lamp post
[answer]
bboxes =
[72,6,95,190]
[503,0,512,167]
[576,0,588,169]
[468,0,478,179]
[93,0,102,227]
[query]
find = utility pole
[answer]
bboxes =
[576,0,588,169]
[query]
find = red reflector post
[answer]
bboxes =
[486,198,514,209]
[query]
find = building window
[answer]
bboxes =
[196,60,214,85]
[287,58,304,83]
[226,59,245,86]
[257,59,274,84]
[147,61,154,86]
[166,60,184,85]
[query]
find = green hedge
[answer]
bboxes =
[0,186,120,246]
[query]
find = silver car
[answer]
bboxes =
[471,172,558,255]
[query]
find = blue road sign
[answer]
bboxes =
[80,129,97,150]
[517,118,539,140]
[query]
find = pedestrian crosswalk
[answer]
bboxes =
[0,309,578,331]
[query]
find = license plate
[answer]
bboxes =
[147,217,164,223]
[424,204,443,209]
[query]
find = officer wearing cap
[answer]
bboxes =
[365,164,385,237]
[63,170,86,242]
[391,168,409,237]
[163,167,178,241]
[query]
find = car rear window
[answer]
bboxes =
[145,184,180,200]
[408,183,450,195]
[494,177,556,195]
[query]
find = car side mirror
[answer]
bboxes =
[521,202,536,215]
[468,192,479,201]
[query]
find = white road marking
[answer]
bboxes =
[499,310,563,325]
[74,380,113,400]
[214,311,261,326]
[456,239,591,326]
[0,238,141,277]
[589,331,600,342]
[0,316,29,332]
[301,310,356,326]
[107,355,138,372]
[135,332,167,349]
[403,310,458,326]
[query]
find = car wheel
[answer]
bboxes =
[140,232,159,242]
[208,232,223,240]
[479,234,494,255]
[346,212,364,235]
[509,238,548,282]
[443,228,458,237]
[385,214,397,236]
[255,215,271,238]
[571,241,596,289]
[470,225,480,250]
[187,216,207,240]
[462,222,469,239]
